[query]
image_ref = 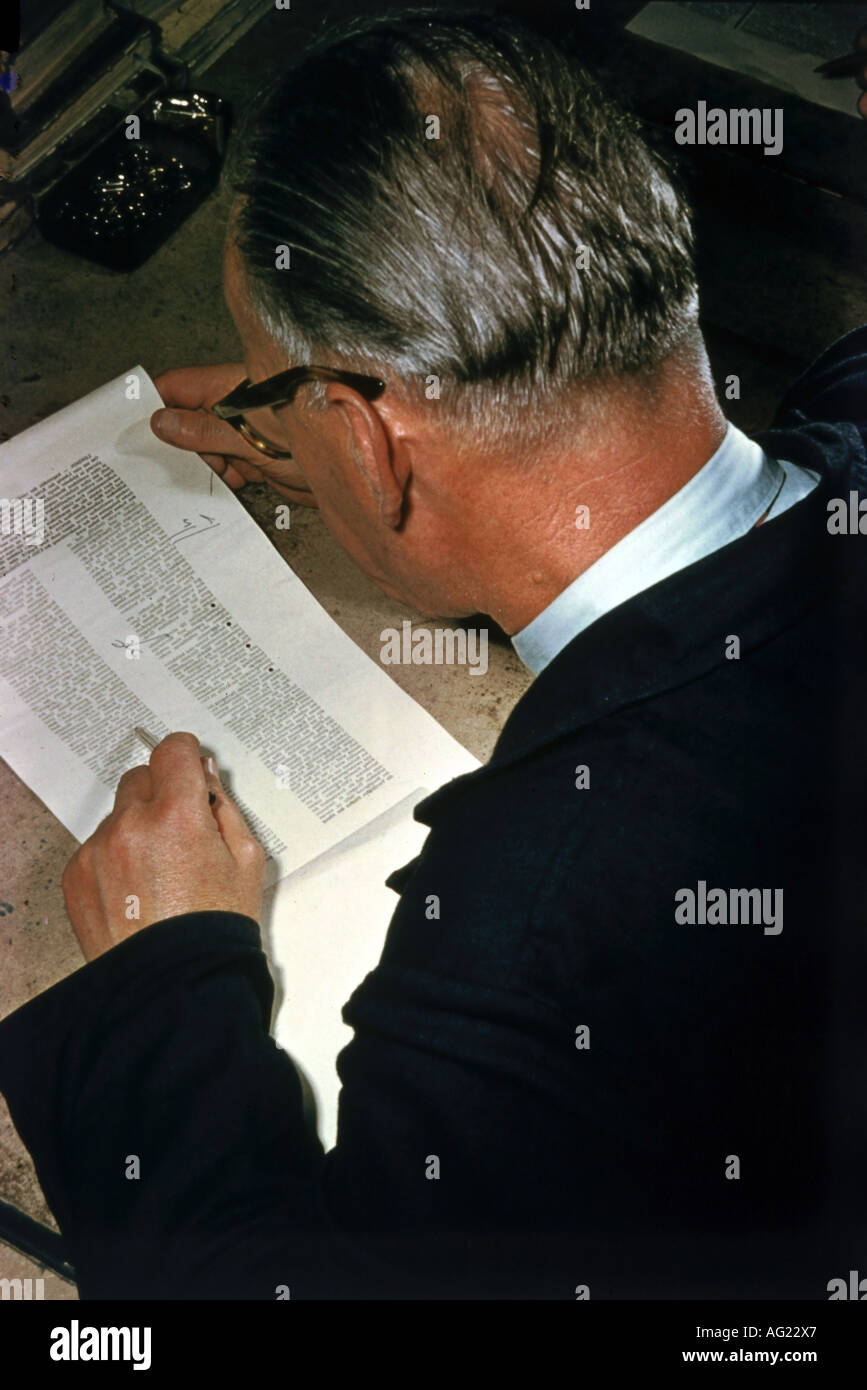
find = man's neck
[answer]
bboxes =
[471,391,728,636]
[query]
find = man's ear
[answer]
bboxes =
[327,384,410,529]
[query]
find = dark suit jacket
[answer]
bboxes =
[2,328,866,1300]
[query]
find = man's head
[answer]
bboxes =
[222,8,721,628]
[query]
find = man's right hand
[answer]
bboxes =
[150,363,318,506]
[857,25,867,118]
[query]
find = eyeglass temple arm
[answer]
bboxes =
[213,367,385,420]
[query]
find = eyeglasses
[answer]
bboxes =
[211,365,386,462]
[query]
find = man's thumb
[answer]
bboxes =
[151,406,229,452]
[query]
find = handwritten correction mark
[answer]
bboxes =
[168,514,220,542]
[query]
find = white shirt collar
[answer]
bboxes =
[512,424,785,676]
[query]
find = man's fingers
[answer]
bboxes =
[150,404,227,451]
[195,453,250,491]
[145,736,261,869]
[151,363,319,504]
[224,462,252,489]
[113,764,152,812]
[150,407,267,484]
[860,90,867,118]
[201,758,267,868]
[152,363,248,410]
[148,731,210,807]
[151,404,255,460]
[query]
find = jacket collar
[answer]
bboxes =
[413,420,863,826]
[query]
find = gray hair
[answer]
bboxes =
[226,7,700,452]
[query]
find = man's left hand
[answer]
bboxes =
[62,732,266,962]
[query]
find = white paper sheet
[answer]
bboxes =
[265,790,436,1151]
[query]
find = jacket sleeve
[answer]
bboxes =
[0,909,580,1300]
